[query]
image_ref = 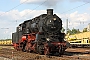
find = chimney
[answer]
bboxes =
[47,9,53,15]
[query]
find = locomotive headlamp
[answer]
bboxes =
[46,38,50,41]
[50,20,52,22]
[53,18,56,20]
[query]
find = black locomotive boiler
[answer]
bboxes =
[12,9,69,56]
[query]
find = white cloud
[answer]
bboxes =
[20,0,90,6]
[0,9,90,39]
[20,0,61,7]
[20,0,44,4]
[60,11,90,31]
[20,10,43,17]
[0,9,46,39]
[69,0,90,3]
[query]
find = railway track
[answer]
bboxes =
[0,46,90,60]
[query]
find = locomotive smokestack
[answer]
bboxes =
[47,9,53,15]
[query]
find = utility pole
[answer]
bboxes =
[66,19,68,34]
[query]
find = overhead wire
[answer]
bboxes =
[61,2,90,14]
[0,0,48,17]
[0,0,29,16]
[0,0,89,17]
[0,0,48,24]
[0,0,89,21]
[14,0,48,23]
[22,0,48,17]
[21,1,90,19]
[62,2,90,30]
[0,0,90,38]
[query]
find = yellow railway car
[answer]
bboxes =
[69,32,90,39]
[0,40,12,46]
[66,32,90,47]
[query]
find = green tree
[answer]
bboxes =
[67,28,81,35]
[72,28,81,34]
[67,28,72,34]
[83,28,87,32]
[72,28,76,34]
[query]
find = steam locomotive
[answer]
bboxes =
[12,9,69,56]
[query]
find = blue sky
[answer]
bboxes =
[0,0,89,13]
[0,0,90,39]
